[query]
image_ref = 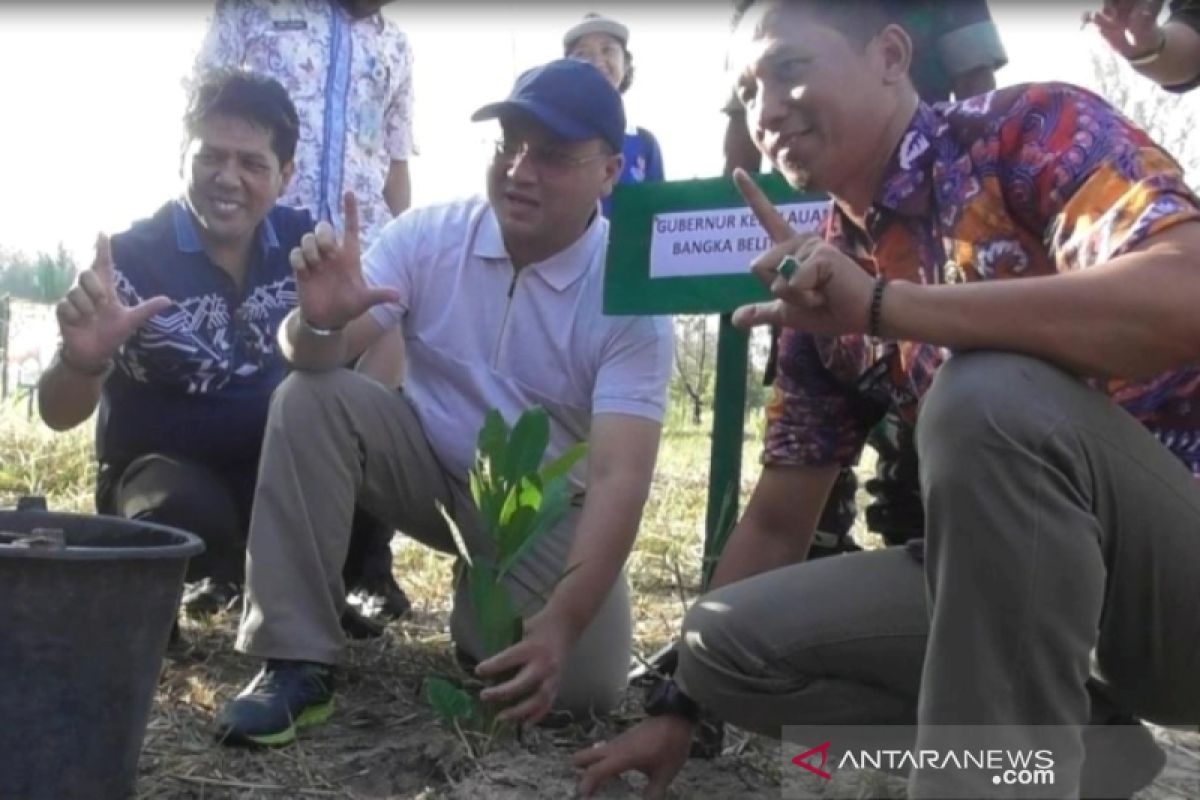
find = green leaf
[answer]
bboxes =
[503,407,550,486]
[469,469,487,518]
[471,466,502,537]
[539,442,588,485]
[498,473,542,527]
[477,410,509,489]
[497,500,538,563]
[424,677,478,727]
[469,559,520,657]
[496,477,573,579]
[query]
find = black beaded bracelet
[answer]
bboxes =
[868,277,889,339]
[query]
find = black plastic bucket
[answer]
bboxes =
[0,503,203,800]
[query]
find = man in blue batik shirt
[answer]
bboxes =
[38,69,311,619]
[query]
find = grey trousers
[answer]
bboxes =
[678,352,1200,798]
[236,370,631,716]
[100,453,254,585]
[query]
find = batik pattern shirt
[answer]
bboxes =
[765,83,1200,478]
[194,0,414,247]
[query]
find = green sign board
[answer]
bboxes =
[604,172,831,316]
[602,173,832,588]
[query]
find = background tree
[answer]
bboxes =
[0,242,76,303]
[671,316,714,427]
[669,317,770,428]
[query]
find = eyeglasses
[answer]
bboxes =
[493,138,612,173]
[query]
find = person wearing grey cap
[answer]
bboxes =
[214,58,673,747]
[563,13,666,217]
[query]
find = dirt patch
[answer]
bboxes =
[136,608,1200,800]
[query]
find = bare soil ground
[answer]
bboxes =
[136,611,1200,800]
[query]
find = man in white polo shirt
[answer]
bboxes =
[217,58,673,747]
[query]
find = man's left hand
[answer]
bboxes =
[730,169,876,335]
[475,610,572,727]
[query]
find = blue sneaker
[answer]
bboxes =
[216,660,335,747]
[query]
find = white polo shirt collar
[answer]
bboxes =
[471,205,606,292]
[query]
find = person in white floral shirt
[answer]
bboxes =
[193,0,416,620]
[193,0,414,247]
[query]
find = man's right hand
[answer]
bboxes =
[290,191,399,330]
[55,233,171,373]
[1086,0,1167,59]
[574,715,694,799]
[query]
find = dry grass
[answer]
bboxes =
[0,393,95,512]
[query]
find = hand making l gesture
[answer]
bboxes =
[730,168,876,336]
[289,191,399,330]
[55,234,171,374]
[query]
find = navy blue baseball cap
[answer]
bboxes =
[471,58,626,153]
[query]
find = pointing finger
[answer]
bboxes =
[733,167,796,244]
[92,233,115,282]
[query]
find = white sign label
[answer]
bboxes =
[648,200,832,279]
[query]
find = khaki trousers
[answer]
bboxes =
[678,352,1200,798]
[236,370,631,716]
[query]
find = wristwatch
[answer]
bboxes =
[644,677,701,722]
